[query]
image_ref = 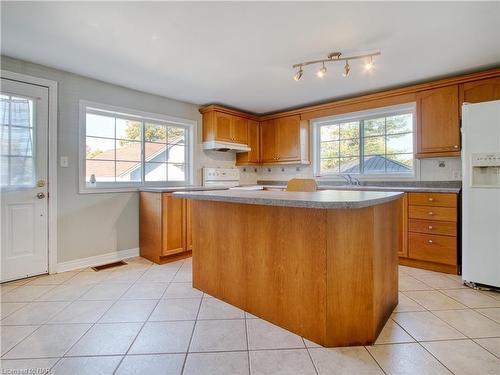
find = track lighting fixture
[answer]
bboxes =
[343,60,350,77]
[292,51,380,81]
[293,67,303,81]
[317,63,327,78]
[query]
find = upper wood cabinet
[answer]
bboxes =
[236,120,260,165]
[260,115,310,164]
[416,85,460,158]
[459,77,500,105]
[202,108,248,145]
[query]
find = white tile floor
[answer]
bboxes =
[1,257,500,374]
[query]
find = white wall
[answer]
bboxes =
[1,55,236,263]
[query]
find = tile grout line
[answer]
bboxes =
[471,338,500,360]
[363,345,388,375]
[111,259,185,375]
[302,337,319,375]
[180,280,205,375]
[51,261,154,372]
[244,310,251,375]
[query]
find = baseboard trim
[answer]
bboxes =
[56,248,139,273]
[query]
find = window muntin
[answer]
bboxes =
[315,105,415,177]
[81,102,194,191]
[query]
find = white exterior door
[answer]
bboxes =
[1,78,49,282]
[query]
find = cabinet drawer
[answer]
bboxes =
[408,233,457,265]
[408,192,457,207]
[409,219,457,237]
[409,205,457,222]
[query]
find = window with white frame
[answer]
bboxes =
[80,101,195,191]
[313,103,416,177]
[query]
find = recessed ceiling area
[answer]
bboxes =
[1,2,499,114]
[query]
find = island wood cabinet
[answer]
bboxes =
[201,108,248,145]
[260,115,310,164]
[139,192,192,264]
[236,120,260,165]
[416,85,460,158]
[399,192,459,274]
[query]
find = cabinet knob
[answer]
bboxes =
[428,212,434,216]
[453,145,459,149]
[428,198,434,202]
[428,225,433,230]
[428,240,433,244]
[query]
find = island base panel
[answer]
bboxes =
[191,199,400,347]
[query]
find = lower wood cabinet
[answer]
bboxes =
[140,192,192,264]
[399,192,459,274]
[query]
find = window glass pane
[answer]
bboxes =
[320,158,339,174]
[9,156,34,186]
[86,160,115,182]
[168,163,186,181]
[364,136,385,156]
[167,145,185,163]
[364,155,386,174]
[0,125,8,155]
[320,141,339,159]
[145,123,167,143]
[320,125,339,142]
[339,121,359,140]
[145,142,166,162]
[386,133,413,154]
[167,126,186,145]
[364,117,385,136]
[86,113,115,138]
[116,161,141,181]
[1,97,9,125]
[340,157,360,173]
[339,138,359,157]
[386,114,412,134]
[9,127,33,157]
[145,162,167,182]
[10,97,32,127]
[86,137,115,160]
[116,140,141,161]
[116,118,141,141]
[0,156,8,184]
[386,154,413,173]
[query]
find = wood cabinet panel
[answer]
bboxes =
[232,116,248,144]
[276,115,300,161]
[416,85,460,157]
[236,120,260,165]
[408,192,457,207]
[409,219,457,237]
[398,193,408,258]
[162,194,185,256]
[409,233,457,265]
[460,77,500,105]
[260,119,277,162]
[185,199,192,251]
[215,112,233,142]
[408,205,457,222]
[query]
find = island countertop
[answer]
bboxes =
[174,188,404,209]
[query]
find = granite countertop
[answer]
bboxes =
[173,189,404,209]
[139,186,229,193]
[256,180,462,193]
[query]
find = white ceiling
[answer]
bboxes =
[2,2,499,114]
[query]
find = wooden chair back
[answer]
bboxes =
[286,178,318,192]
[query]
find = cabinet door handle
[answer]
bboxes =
[428,198,434,202]
[428,225,433,230]
[428,212,434,216]
[428,240,433,244]
[453,145,459,149]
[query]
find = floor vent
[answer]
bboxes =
[91,261,127,272]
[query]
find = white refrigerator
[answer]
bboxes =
[462,100,500,288]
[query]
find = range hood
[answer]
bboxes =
[203,140,251,153]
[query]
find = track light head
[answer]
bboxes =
[294,67,303,81]
[317,63,327,78]
[343,61,350,77]
[364,56,374,71]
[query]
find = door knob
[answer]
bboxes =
[37,192,46,199]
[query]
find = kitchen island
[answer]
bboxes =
[175,189,404,347]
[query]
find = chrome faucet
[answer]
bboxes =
[340,174,361,186]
